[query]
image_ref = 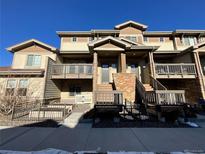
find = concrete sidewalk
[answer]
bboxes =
[0,124,205,152]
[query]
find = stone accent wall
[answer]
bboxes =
[159,79,202,105]
[113,73,136,103]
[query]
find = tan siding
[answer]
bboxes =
[61,80,92,99]
[119,27,143,35]
[12,45,56,69]
[62,37,88,43]
[175,37,183,46]
[138,36,143,43]
[0,77,44,98]
[78,37,88,42]
[148,37,159,42]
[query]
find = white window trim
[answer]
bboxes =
[123,35,138,42]
[6,79,17,88]
[25,54,41,68]
[18,79,29,88]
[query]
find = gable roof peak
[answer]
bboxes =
[88,36,130,48]
[6,39,57,52]
[115,20,148,30]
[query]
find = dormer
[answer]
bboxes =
[115,20,148,44]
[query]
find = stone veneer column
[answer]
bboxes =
[93,52,98,92]
[148,52,155,77]
[120,52,126,73]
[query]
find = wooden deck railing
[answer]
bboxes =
[150,76,167,90]
[95,91,123,105]
[51,64,93,79]
[155,63,196,77]
[136,79,156,105]
[156,90,185,105]
[136,79,185,105]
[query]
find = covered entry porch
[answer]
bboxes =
[89,36,158,104]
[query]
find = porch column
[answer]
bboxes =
[120,52,126,73]
[194,51,205,99]
[93,52,98,92]
[148,52,155,77]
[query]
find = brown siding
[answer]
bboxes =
[159,79,201,104]
[44,58,61,99]
[173,53,194,63]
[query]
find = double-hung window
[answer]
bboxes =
[144,37,148,42]
[160,37,164,42]
[183,36,197,46]
[125,36,137,42]
[26,55,41,67]
[18,79,28,96]
[6,79,17,96]
[72,37,77,42]
[199,37,205,43]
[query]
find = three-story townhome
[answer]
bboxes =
[1,20,205,113]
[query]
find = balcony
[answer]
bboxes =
[51,64,93,79]
[155,63,196,79]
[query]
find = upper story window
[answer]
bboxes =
[72,37,77,42]
[125,36,137,42]
[159,37,164,42]
[143,37,148,42]
[6,79,17,96]
[26,55,41,67]
[199,37,205,43]
[183,36,197,46]
[18,79,28,96]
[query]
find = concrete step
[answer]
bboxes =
[143,84,151,87]
[145,88,154,91]
[143,84,154,91]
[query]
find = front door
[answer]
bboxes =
[101,64,109,83]
[130,64,141,81]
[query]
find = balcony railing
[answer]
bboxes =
[94,91,123,105]
[51,64,93,79]
[155,63,196,78]
[156,90,185,105]
[136,79,185,105]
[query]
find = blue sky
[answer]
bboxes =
[1,0,205,66]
